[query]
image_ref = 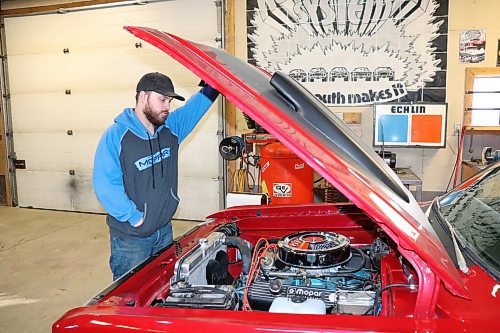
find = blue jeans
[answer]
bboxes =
[109,223,173,280]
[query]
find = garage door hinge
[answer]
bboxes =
[0,55,6,60]
[214,0,222,8]
[2,93,10,99]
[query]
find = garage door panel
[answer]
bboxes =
[7,26,216,56]
[17,175,218,218]
[11,97,121,133]
[8,53,72,94]
[12,111,116,134]
[178,103,220,135]
[10,91,131,116]
[11,94,217,135]
[175,177,219,221]
[14,132,98,153]
[14,133,99,171]
[14,125,221,176]
[10,88,207,134]
[16,170,103,212]
[9,50,201,95]
[178,148,219,178]
[13,151,96,173]
[6,0,220,218]
[179,108,219,178]
[5,1,217,56]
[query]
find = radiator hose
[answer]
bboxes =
[223,236,251,275]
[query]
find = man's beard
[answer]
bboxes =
[143,103,168,127]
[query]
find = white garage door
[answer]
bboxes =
[4,0,222,220]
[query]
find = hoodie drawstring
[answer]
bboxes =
[147,132,155,190]
[157,135,164,178]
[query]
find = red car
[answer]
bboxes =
[466,38,485,49]
[53,27,500,333]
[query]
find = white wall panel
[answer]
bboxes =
[6,0,221,220]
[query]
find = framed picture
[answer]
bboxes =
[373,103,447,148]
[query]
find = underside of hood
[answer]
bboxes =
[123,26,468,298]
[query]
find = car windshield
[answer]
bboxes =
[438,165,500,273]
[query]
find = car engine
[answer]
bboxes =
[158,227,385,315]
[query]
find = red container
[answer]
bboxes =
[260,142,314,205]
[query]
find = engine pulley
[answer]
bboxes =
[277,231,351,268]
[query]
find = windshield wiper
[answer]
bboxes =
[433,199,469,274]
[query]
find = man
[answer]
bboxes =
[93,72,219,280]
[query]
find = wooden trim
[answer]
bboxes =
[465,67,500,77]
[224,0,236,136]
[0,13,11,205]
[464,126,500,134]
[0,102,11,206]
[463,68,474,124]
[224,0,237,193]
[0,0,133,17]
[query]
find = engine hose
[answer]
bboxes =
[337,247,367,274]
[223,236,251,275]
[373,283,415,316]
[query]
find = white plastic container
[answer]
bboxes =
[269,297,327,314]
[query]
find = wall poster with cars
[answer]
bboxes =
[459,30,486,64]
[246,0,449,106]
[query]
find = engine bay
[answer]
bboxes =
[153,222,414,316]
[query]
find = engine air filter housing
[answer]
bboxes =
[277,231,351,268]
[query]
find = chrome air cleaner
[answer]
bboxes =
[277,231,351,268]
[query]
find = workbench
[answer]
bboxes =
[394,167,423,202]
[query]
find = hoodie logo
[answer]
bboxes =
[135,147,171,171]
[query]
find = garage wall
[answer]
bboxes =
[233,0,499,196]
[5,0,221,220]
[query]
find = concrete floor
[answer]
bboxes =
[0,206,198,333]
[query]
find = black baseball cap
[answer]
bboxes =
[136,72,185,101]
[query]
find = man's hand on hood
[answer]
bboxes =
[198,80,219,101]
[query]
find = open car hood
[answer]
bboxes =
[124,26,468,298]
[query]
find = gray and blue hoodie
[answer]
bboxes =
[93,89,215,239]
